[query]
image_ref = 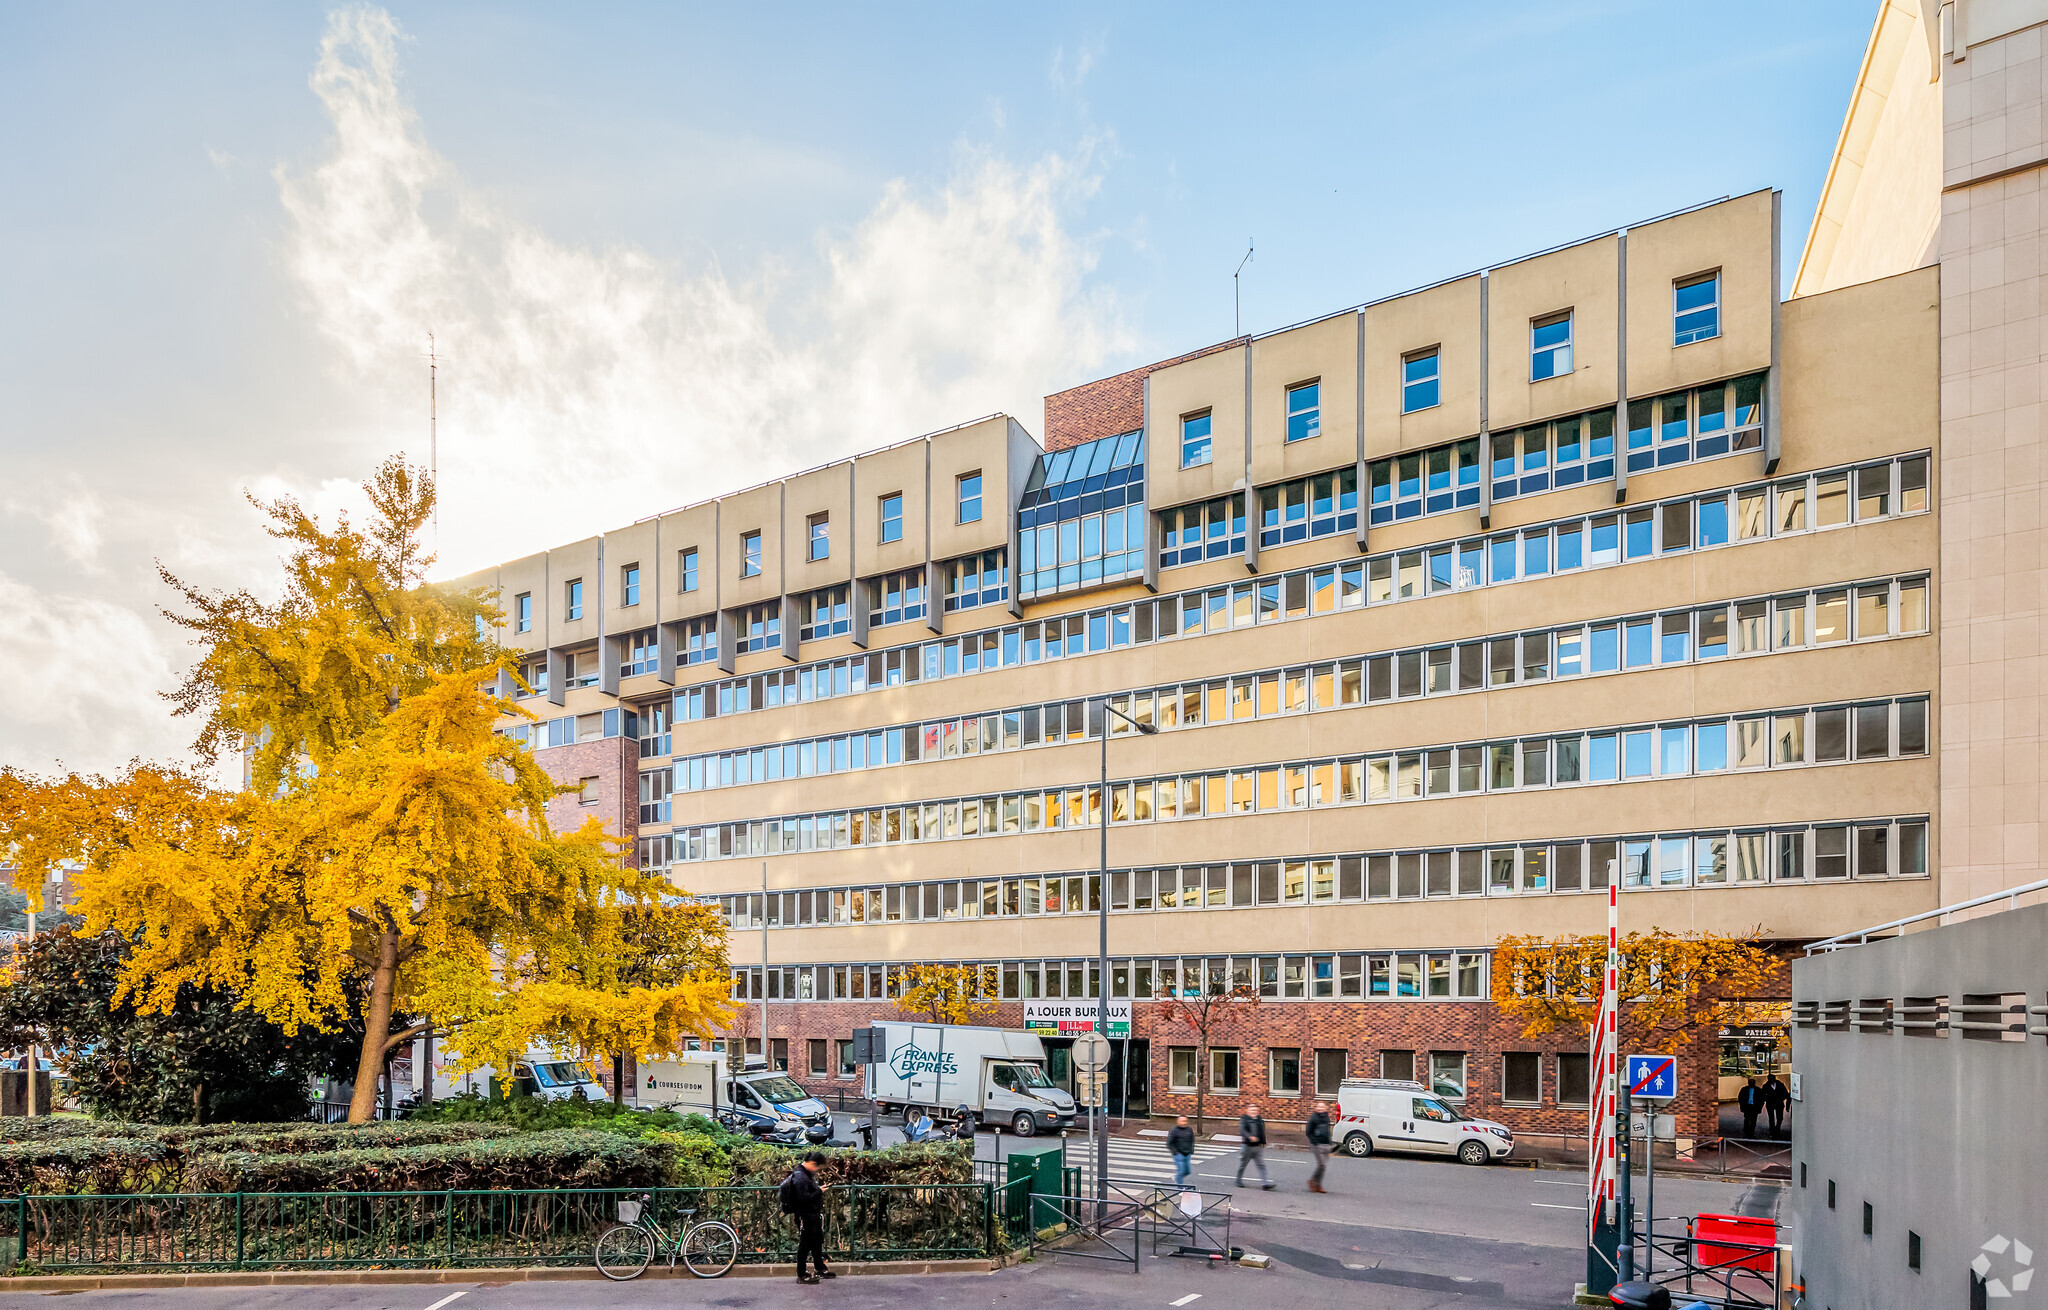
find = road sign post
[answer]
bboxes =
[1621,1055,1677,1279]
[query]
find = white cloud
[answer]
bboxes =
[276,5,1132,577]
[0,572,186,775]
[6,484,107,570]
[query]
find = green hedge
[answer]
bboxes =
[0,1137,174,1195]
[184,1128,673,1194]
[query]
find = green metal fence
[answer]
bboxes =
[0,1184,996,1273]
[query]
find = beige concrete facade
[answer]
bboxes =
[1797,0,2048,907]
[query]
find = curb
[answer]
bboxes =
[0,1258,997,1292]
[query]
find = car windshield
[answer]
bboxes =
[532,1061,595,1087]
[1011,1063,1054,1089]
[748,1075,811,1105]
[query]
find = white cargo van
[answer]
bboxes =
[864,1022,1076,1137]
[410,1042,607,1103]
[1333,1078,1516,1165]
[635,1050,833,1138]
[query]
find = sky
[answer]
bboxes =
[0,1,1879,778]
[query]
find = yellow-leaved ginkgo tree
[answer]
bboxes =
[0,458,735,1122]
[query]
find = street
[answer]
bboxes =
[0,1139,1778,1310]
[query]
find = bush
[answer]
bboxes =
[0,1137,174,1195]
[184,1128,673,1193]
[728,1139,973,1187]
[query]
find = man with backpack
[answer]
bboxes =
[1305,1101,1334,1193]
[1234,1104,1274,1190]
[778,1153,834,1284]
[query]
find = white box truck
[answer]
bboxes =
[635,1050,833,1140]
[409,1041,607,1103]
[864,1022,1077,1137]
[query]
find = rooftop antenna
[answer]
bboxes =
[426,332,439,546]
[1234,239,1255,338]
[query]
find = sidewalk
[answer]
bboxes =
[0,1259,995,1293]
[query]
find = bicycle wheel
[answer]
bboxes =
[681,1220,740,1279]
[594,1223,655,1280]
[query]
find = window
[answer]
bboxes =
[1159,495,1247,567]
[1674,271,1720,345]
[680,548,699,593]
[578,776,600,806]
[621,563,640,607]
[515,592,532,633]
[1429,1051,1467,1100]
[1531,311,1573,380]
[1314,1049,1346,1097]
[958,471,983,524]
[807,1038,828,1076]
[741,532,762,578]
[1018,431,1146,598]
[679,615,717,667]
[1558,1053,1590,1106]
[1181,412,1213,468]
[621,628,658,677]
[1210,1047,1241,1093]
[836,1039,856,1078]
[771,1038,788,1072]
[879,493,904,544]
[736,601,781,654]
[1503,1052,1541,1104]
[942,550,1007,612]
[807,513,830,562]
[565,579,584,621]
[1380,1049,1415,1081]
[1402,348,1440,412]
[1259,469,1359,546]
[1286,381,1321,442]
[1268,1047,1302,1096]
[798,586,850,641]
[1169,1047,1198,1092]
[869,568,927,627]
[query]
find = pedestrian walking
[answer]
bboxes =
[778,1152,835,1284]
[1234,1104,1274,1190]
[1305,1101,1333,1192]
[1166,1114,1196,1189]
[1762,1073,1789,1136]
[1737,1077,1763,1139]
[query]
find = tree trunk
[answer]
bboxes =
[347,931,400,1124]
[1193,1040,1207,1136]
[613,1052,625,1107]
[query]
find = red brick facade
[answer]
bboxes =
[1042,338,1247,452]
[536,736,639,852]
[717,997,1724,1139]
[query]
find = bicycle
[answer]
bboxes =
[593,1193,740,1280]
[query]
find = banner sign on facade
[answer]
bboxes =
[1022,999,1131,1036]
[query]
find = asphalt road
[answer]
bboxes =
[0,1133,1778,1310]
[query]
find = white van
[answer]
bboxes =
[1333,1078,1516,1165]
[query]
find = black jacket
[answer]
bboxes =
[1762,1079,1788,1107]
[781,1166,825,1218]
[1238,1114,1267,1146]
[1305,1110,1332,1146]
[1738,1085,1763,1111]
[1166,1124,1196,1157]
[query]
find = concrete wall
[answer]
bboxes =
[1789,903,2048,1309]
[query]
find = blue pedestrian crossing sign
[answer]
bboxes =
[1625,1054,1678,1101]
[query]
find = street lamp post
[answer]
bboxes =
[1093,697,1156,1202]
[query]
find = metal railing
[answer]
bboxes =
[1805,877,2048,953]
[1635,1215,1789,1310]
[1,1184,996,1272]
[1025,1183,1153,1272]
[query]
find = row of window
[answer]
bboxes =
[734,475,985,575]
[1257,468,1359,547]
[1172,1048,1477,1102]
[657,573,1928,790]
[662,822,1926,931]
[653,453,1930,726]
[1156,494,1248,568]
[722,951,1491,1006]
[652,698,1926,864]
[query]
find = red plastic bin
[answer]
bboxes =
[1694,1212,1778,1274]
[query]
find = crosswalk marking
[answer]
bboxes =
[1079,1136,1236,1183]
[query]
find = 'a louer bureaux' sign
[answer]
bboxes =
[1022,999,1131,1036]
